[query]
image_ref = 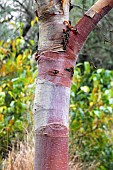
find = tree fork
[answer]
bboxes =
[33,0,113,169]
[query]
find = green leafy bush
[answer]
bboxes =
[70,62,113,169]
[0,38,37,162]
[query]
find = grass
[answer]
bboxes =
[2,132,97,170]
[2,132,34,170]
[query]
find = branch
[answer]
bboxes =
[14,0,34,19]
[22,23,31,37]
[66,0,113,63]
[70,4,84,11]
[0,15,13,24]
[0,4,5,10]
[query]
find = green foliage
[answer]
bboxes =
[70,62,113,169]
[0,37,37,162]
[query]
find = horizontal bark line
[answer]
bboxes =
[36,0,70,18]
[37,52,76,87]
[38,16,66,53]
[33,79,70,130]
[35,123,69,138]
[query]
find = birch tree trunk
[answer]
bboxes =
[33,0,113,169]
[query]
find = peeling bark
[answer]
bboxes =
[33,0,113,169]
[33,79,70,170]
[37,0,70,54]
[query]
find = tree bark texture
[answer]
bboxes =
[33,0,113,169]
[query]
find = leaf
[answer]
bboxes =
[94,110,100,118]
[35,16,38,22]
[17,54,22,66]
[11,78,20,82]
[31,20,35,27]
[80,86,90,93]
[0,114,4,122]
[110,81,113,86]
[84,61,90,74]
[30,40,34,45]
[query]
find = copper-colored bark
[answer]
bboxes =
[38,52,75,87]
[35,124,68,170]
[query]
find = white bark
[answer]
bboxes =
[33,78,70,131]
[37,0,70,54]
